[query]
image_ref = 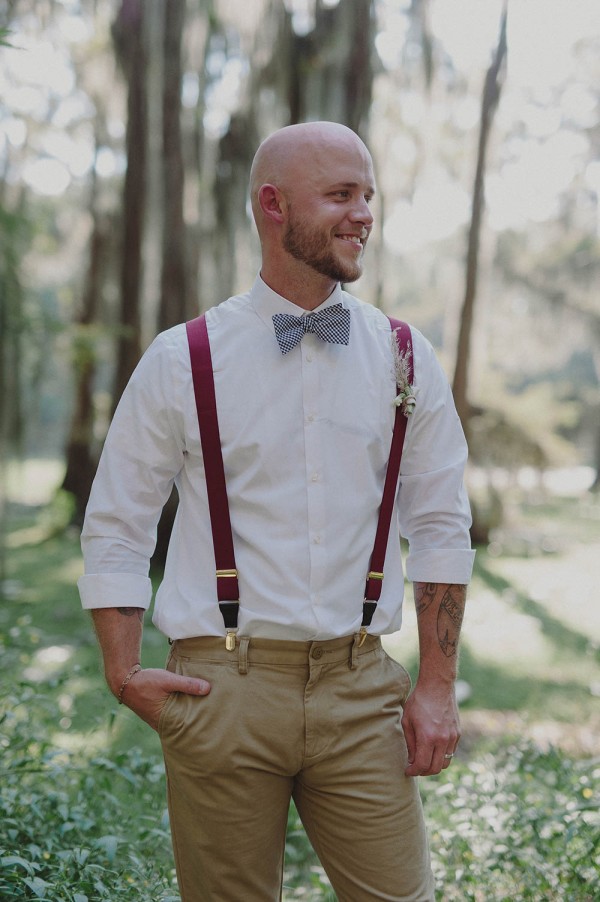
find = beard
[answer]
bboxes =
[283,212,364,283]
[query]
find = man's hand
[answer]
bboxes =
[90,608,211,732]
[402,582,467,777]
[401,679,460,776]
[119,667,211,731]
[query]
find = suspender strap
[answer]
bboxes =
[187,312,413,641]
[362,318,413,629]
[186,316,239,638]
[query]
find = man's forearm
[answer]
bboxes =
[402,582,467,775]
[413,582,467,683]
[91,607,145,697]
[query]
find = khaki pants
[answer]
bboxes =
[159,634,435,902]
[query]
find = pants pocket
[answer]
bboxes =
[381,648,412,705]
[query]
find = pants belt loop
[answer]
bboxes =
[350,633,360,670]
[238,636,250,675]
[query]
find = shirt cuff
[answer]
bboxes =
[405,549,475,585]
[78,573,153,610]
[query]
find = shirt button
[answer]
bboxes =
[307,413,315,423]
[311,472,319,482]
[312,647,323,660]
[313,535,321,544]
[306,353,313,362]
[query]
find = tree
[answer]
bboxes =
[111,0,148,413]
[61,159,113,524]
[158,0,189,331]
[452,1,508,435]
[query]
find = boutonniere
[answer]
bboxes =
[391,329,416,417]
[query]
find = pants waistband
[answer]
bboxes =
[171,633,381,667]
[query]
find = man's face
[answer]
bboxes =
[281,141,375,283]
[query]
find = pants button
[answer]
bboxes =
[312,647,323,660]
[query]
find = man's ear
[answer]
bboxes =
[258,184,286,224]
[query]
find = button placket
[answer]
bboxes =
[302,339,327,616]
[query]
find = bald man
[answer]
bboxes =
[81,122,474,901]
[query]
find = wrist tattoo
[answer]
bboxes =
[437,587,465,658]
[117,607,144,622]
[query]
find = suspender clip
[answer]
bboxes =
[225,629,238,651]
[358,626,368,647]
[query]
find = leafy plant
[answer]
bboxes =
[422,742,599,901]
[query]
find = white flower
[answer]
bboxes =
[391,329,416,417]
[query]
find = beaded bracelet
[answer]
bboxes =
[117,663,142,704]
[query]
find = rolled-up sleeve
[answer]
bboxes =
[397,330,475,585]
[78,331,186,610]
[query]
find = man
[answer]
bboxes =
[79,121,475,901]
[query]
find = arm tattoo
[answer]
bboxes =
[117,607,144,622]
[437,587,465,658]
[415,583,437,616]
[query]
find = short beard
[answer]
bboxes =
[283,217,363,284]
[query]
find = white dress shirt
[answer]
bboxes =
[79,275,474,640]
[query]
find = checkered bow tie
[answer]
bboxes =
[272,303,351,355]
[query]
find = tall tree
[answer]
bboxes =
[452,2,508,434]
[111,0,148,413]
[280,0,376,136]
[61,158,112,524]
[158,0,189,331]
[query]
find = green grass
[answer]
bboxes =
[1,491,599,900]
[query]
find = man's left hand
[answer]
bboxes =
[401,681,460,777]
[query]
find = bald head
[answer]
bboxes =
[249,122,376,301]
[250,122,373,229]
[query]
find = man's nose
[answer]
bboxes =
[350,196,374,227]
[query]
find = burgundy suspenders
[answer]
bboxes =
[361,317,413,642]
[186,315,240,650]
[186,314,413,648]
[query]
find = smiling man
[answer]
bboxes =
[80,122,474,901]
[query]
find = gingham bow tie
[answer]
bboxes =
[272,303,351,355]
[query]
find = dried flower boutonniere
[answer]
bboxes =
[391,329,416,417]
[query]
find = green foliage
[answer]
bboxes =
[0,685,179,901]
[0,27,15,48]
[1,668,598,899]
[422,744,599,901]
[1,499,598,899]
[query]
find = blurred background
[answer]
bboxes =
[2,0,599,524]
[1,2,599,900]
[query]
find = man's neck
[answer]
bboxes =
[259,263,337,311]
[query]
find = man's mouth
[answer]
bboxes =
[336,230,367,250]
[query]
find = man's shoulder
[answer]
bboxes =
[205,291,253,326]
[341,290,414,335]
[342,291,387,323]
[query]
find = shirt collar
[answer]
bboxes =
[250,273,345,333]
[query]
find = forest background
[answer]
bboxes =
[1,1,599,900]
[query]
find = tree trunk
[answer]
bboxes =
[61,168,111,523]
[452,2,508,436]
[158,0,188,332]
[282,0,376,136]
[111,0,148,414]
[152,0,188,569]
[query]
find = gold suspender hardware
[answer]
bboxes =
[358,626,368,647]
[216,569,238,578]
[225,630,237,651]
[367,571,384,581]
